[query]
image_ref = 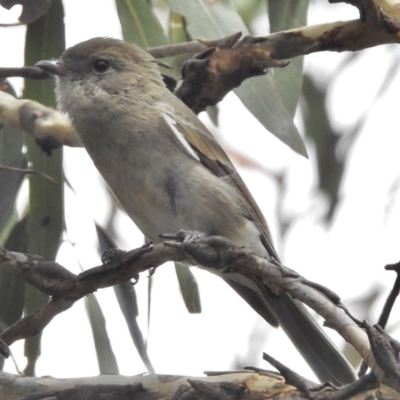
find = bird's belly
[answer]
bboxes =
[90,141,267,256]
[129,195,266,260]
[104,165,264,256]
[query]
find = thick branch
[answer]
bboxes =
[1,235,399,392]
[0,370,299,400]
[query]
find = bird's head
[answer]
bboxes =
[36,37,164,118]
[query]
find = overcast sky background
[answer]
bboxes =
[1,0,400,382]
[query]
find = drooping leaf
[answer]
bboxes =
[166,0,307,156]
[169,11,188,45]
[168,11,190,77]
[174,262,202,314]
[22,0,65,376]
[0,130,25,221]
[0,127,26,235]
[113,282,155,373]
[95,224,154,373]
[268,0,309,117]
[301,74,344,222]
[0,215,27,370]
[84,294,119,375]
[0,82,26,237]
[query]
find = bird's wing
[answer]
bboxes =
[160,103,279,260]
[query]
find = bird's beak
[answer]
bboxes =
[35,59,68,77]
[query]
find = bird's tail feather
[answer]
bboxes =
[225,277,357,385]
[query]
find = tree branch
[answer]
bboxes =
[0,370,304,400]
[1,235,399,393]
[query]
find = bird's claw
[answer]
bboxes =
[160,229,205,244]
[161,230,205,266]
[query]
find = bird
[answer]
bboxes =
[36,37,356,385]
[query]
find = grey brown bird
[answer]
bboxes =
[36,37,356,385]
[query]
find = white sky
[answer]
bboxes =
[1,0,400,384]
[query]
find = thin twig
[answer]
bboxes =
[0,66,51,80]
[0,165,58,184]
[379,261,400,329]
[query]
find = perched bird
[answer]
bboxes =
[36,37,356,384]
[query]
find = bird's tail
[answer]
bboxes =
[225,277,357,385]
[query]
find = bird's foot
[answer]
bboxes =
[160,230,205,265]
[160,229,205,244]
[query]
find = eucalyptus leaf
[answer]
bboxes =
[301,74,343,222]
[166,0,307,156]
[114,282,155,373]
[0,82,26,236]
[174,262,202,314]
[0,216,27,370]
[22,0,65,376]
[95,224,154,373]
[85,294,119,375]
[168,11,190,77]
[0,125,26,235]
[268,0,309,117]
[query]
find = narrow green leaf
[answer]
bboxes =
[167,0,247,39]
[168,11,190,77]
[174,262,202,314]
[268,0,309,116]
[0,216,27,370]
[22,0,65,376]
[0,83,26,236]
[301,74,345,222]
[115,0,169,47]
[0,126,26,235]
[166,0,307,156]
[169,11,187,44]
[95,225,154,373]
[84,294,119,375]
[114,282,155,373]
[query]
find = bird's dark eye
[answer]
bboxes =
[92,59,110,74]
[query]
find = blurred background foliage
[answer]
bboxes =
[0,0,397,377]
